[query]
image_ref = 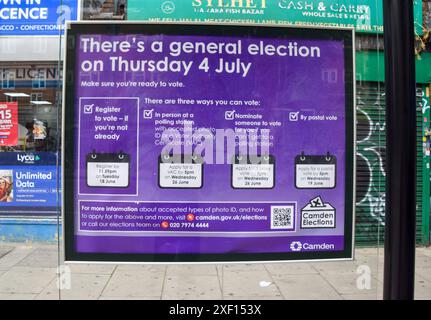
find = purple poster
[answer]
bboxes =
[64,23,354,262]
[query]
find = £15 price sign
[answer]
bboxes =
[0,102,18,146]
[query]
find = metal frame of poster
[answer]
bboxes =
[63,22,356,263]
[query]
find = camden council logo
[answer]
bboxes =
[161,1,176,14]
[290,241,336,252]
[290,241,302,252]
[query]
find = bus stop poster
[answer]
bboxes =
[64,23,354,262]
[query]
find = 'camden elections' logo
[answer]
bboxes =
[161,1,176,14]
[290,241,302,252]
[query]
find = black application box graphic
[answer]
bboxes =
[295,153,337,189]
[86,151,130,188]
[158,154,204,189]
[231,154,276,189]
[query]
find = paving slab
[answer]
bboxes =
[415,275,431,299]
[355,247,384,255]
[0,293,37,300]
[0,245,35,269]
[0,266,56,294]
[341,292,383,300]
[415,267,431,282]
[162,275,221,300]
[98,296,159,300]
[264,263,318,275]
[311,261,360,275]
[416,247,431,258]
[320,271,380,295]
[16,248,59,268]
[415,254,431,268]
[115,264,166,273]
[36,273,110,300]
[101,269,165,298]
[222,264,268,273]
[223,295,284,300]
[272,274,342,300]
[354,253,384,266]
[221,270,281,298]
[0,246,13,259]
[0,244,428,300]
[166,265,218,277]
[67,263,117,275]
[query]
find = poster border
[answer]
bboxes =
[63,22,355,263]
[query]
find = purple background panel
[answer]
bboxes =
[73,33,348,255]
[76,235,344,254]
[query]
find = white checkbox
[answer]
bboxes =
[225,110,235,120]
[143,109,154,119]
[84,104,94,114]
[289,112,299,121]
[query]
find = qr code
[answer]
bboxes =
[271,205,295,230]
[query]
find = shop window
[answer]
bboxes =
[32,75,46,89]
[2,70,15,89]
[56,91,62,106]
[83,0,127,20]
[31,93,43,102]
[5,95,15,103]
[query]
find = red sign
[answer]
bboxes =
[0,102,18,146]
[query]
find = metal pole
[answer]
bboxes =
[383,0,416,300]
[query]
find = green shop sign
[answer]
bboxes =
[127,0,423,34]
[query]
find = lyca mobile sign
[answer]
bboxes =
[0,0,78,36]
[128,0,423,34]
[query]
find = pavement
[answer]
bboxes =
[0,243,430,300]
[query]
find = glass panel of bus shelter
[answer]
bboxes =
[3,0,405,300]
[415,0,431,300]
[0,0,79,300]
[0,0,402,301]
[49,0,389,301]
[0,0,422,299]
